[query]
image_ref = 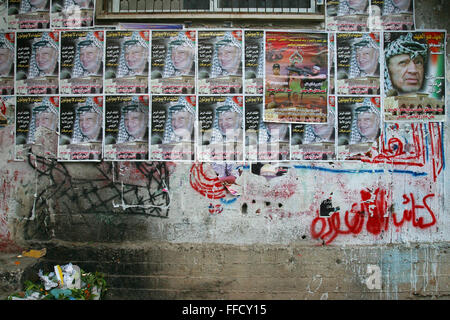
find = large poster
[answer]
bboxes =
[58,95,102,161]
[198,95,244,161]
[150,95,196,161]
[150,30,196,94]
[245,96,290,161]
[16,31,59,95]
[326,0,369,31]
[291,96,336,160]
[197,30,243,95]
[104,95,149,161]
[51,0,95,28]
[264,31,328,123]
[383,31,446,122]
[335,32,381,95]
[105,30,149,94]
[60,30,103,94]
[337,95,381,160]
[7,0,50,30]
[370,0,415,31]
[244,30,264,95]
[0,32,15,95]
[15,95,58,160]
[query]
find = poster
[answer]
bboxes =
[197,30,243,95]
[370,0,415,31]
[150,95,196,161]
[244,30,264,95]
[0,32,15,95]
[150,30,196,94]
[264,31,328,123]
[105,30,149,94]
[198,95,244,162]
[291,96,336,160]
[0,0,7,30]
[51,0,95,28]
[7,0,50,30]
[15,95,58,160]
[335,32,381,95]
[58,96,103,161]
[245,96,290,161]
[0,95,14,128]
[60,30,103,94]
[383,31,446,122]
[325,0,369,31]
[337,95,381,160]
[329,32,335,95]
[16,31,59,95]
[104,95,149,161]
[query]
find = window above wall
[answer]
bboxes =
[96,0,324,21]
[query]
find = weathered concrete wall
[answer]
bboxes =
[0,0,449,299]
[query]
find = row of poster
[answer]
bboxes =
[8,94,384,162]
[0,29,446,123]
[0,0,416,32]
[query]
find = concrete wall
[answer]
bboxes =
[0,0,449,299]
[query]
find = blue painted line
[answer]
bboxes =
[293,165,427,177]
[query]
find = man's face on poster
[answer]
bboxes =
[0,47,13,75]
[356,46,379,75]
[348,0,368,11]
[266,122,287,140]
[171,110,193,137]
[393,0,410,10]
[357,111,379,140]
[272,66,280,76]
[80,45,101,73]
[219,111,240,135]
[79,111,100,139]
[124,111,147,138]
[171,44,194,73]
[30,0,48,9]
[312,119,334,141]
[125,44,147,73]
[218,44,241,74]
[35,111,56,130]
[388,54,424,93]
[35,45,57,74]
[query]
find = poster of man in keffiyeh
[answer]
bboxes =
[335,32,381,95]
[0,32,15,95]
[369,0,415,31]
[197,30,243,95]
[16,31,59,95]
[58,96,103,161]
[383,31,446,122]
[51,0,94,28]
[150,30,196,95]
[245,96,290,162]
[150,95,196,161]
[264,31,328,124]
[8,0,50,29]
[244,30,264,95]
[326,0,369,31]
[60,31,103,94]
[198,95,244,162]
[291,96,336,161]
[15,95,59,160]
[105,31,149,94]
[337,96,381,160]
[104,95,149,161]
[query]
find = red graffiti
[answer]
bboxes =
[208,203,223,215]
[190,163,226,199]
[311,188,436,245]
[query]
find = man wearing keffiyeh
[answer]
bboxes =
[337,0,369,16]
[210,97,243,144]
[349,98,380,144]
[29,33,58,79]
[303,109,335,144]
[72,33,103,78]
[163,33,195,78]
[117,33,149,78]
[382,0,412,15]
[163,97,195,144]
[0,34,14,78]
[117,96,148,143]
[26,97,58,144]
[349,34,380,78]
[72,97,102,144]
[19,0,48,13]
[211,32,242,78]
[384,32,427,95]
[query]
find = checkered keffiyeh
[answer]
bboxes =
[210,97,243,144]
[162,32,195,78]
[19,0,48,13]
[162,96,195,144]
[349,33,380,78]
[382,0,411,15]
[384,32,428,94]
[71,97,102,143]
[29,32,59,79]
[337,0,368,16]
[258,121,289,143]
[211,31,242,78]
[72,32,103,78]
[349,98,380,144]
[117,96,148,143]
[303,108,336,144]
[26,97,58,144]
[117,32,149,78]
